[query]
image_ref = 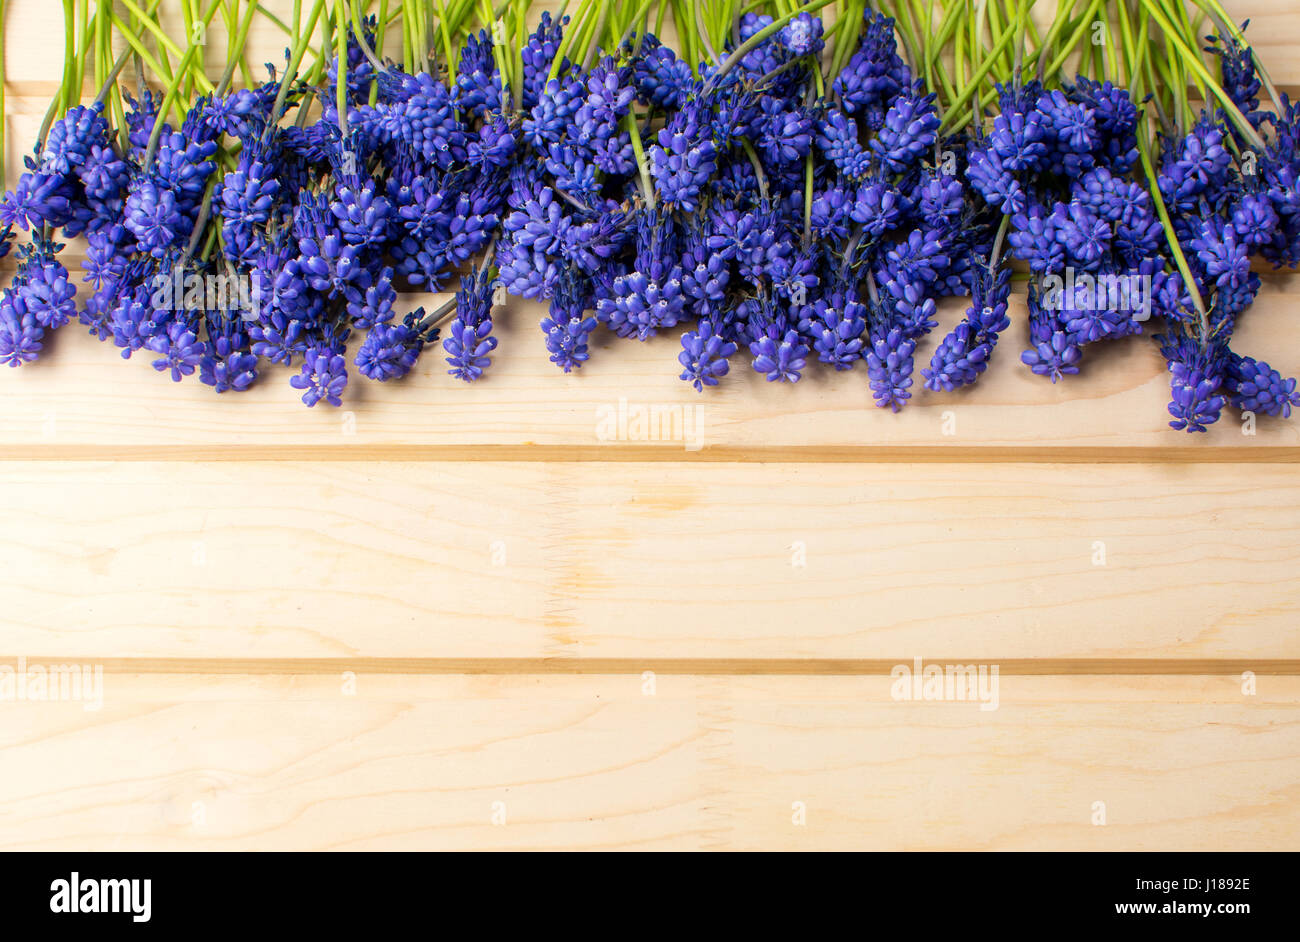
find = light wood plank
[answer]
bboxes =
[3,5,1300,458]
[3,460,1297,661]
[0,672,1293,850]
[0,276,1298,457]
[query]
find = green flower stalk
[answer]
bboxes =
[582,0,611,71]
[434,0,457,82]
[143,0,226,167]
[549,0,592,82]
[511,0,524,110]
[705,0,835,88]
[625,107,656,209]
[1137,0,1264,150]
[939,5,1025,133]
[265,0,327,133]
[335,0,348,135]
[613,0,659,56]
[1138,126,1209,327]
[217,0,260,95]
[61,0,77,116]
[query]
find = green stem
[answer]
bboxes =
[940,10,1022,131]
[1136,0,1264,149]
[233,0,256,88]
[670,0,695,75]
[216,0,259,95]
[116,0,192,66]
[435,0,457,80]
[401,0,412,69]
[479,0,509,95]
[1137,127,1208,325]
[983,0,1012,76]
[265,0,328,135]
[107,10,186,123]
[61,0,76,117]
[582,0,612,71]
[614,0,659,55]
[887,0,924,71]
[694,0,718,66]
[512,0,524,111]
[183,173,220,259]
[335,0,349,134]
[1169,0,1207,100]
[802,149,813,247]
[143,0,227,166]
[625,107,655,209]
[740,138,768,202]
[1114,0,1140,96]
[371,0,389,101]
[1042,0,1104,85]
[73,0,89,108]
[550,0,595,81]
[707,0,836,88]
[988,213,1009,270]
[1032,0,1075,82]
[827,0,865,81]
[255,2,322,58]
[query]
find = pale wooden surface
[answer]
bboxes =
[1,0,1298,850]
[3,674,1296,851]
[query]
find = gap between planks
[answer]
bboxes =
[14,657,1300,675]
[4,444,1300,462]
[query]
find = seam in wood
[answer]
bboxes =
[2,445,1299,462]
[10,657,1299,675]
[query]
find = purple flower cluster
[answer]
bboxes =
[965,80,1155,385]
[1128,34,1300,430]
[962,32,1300,432]
[1,18,507,406]
[491,11,996,407]
[3,12,1298,437]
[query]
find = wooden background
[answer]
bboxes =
[1,0,1298,850]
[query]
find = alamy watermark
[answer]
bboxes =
[150,268,260,320]
[595,397,705,451]
[890,656,999,711]
[0,656,104,711]
[1041,267,1152,321]
[50,873,151,922]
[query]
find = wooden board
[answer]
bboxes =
[2,262,1300,459]
[1,0,1298,850]
[2,673,1295,851]
[3,460,1299,663]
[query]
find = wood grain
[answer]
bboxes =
[2,0,1298,851]
[2,460,1297,663]
[0,278,1297,457]
[0,672,1293,850]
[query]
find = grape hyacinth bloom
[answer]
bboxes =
[541,275,598,373]
[357,322,423,381]
[1164,340,1227,433]
[749,325,808,383]
[679,320,737,390]
[1227,354,1300,418]
[445,269,497,381]
[290,345,349,407]
[866,327,916,411]
[923,269,1012,392]
[0,294,44,366]
[148,319,205,382]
